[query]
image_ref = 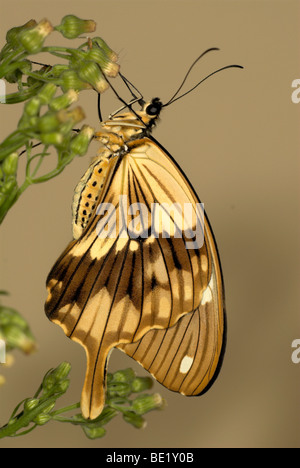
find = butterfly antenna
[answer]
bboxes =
[163,47,220,106]
[97,93,103,122]
[163,63,244,107]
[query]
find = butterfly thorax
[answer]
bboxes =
[95,103,160,154]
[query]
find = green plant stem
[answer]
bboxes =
[0,179,30,225]
[0,48,26,78]
[0,132,30,161]
[0,396,58,439]
[50,402,80,417]
[3,82,44,104]
[41,45,77,56]
[0,185,20,225]
[25,71,59,85]
[31,164,68,184]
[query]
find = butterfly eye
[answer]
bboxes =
[145,99,162,116]
[145,105,159,116]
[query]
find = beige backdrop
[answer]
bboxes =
[0,0,299,448]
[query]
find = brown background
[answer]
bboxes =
[0,0,299,448]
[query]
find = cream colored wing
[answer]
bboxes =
[45,137,212,419]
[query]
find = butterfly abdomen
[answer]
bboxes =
[72,148,113,240]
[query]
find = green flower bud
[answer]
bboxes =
[82,425,106,440]
[123,411,146,429]
[2,153,18,176]
[39,106,84,134]
[131,377,153,393]
[50,64,69,78]
[41,402,56,414]
[54,379,70,394]
[42,373,56,391]
[23,116,39,129]
[92,37,118,62]
[6,20,37,48]
[86,48,119,78]
[34,414,51,426]
[37,112,61,133]
[55,15,96,39]
[19,19,53,54]
[86,48,105,64]
[132,393,165,415]
[77,62,109,93]
[70,125,94,156]
[24,398,40,412]
[42,107,84,138]
[1,177,17,195]
[113,368,136,384]
[59,70,93,92]
[107,382,131,398]
[37,83,57,105]
[49,89,79,112]
[58,122,74,137]
[63,107,86,125]
[24,97,41,117]
[1,325,36,354]
[39,132,64,146]
[68,49,87,69]
[52,362,71,382]
[0,306,28,329]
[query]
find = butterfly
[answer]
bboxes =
[45,49,242,420]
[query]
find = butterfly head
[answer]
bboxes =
[143,98,163,118]
[135,97,163,129]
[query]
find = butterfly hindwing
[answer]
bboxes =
[118,216,225,396]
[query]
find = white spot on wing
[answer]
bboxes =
[179,355,193,374]
[201,286,212,305]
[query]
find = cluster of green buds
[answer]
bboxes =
[0,15,119,103]
[18,82,89,150]
[0,16,119,224]
[0,364,165,440]
[0,81,94,224]
[0,362,71,438]
[82,368,166,440]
